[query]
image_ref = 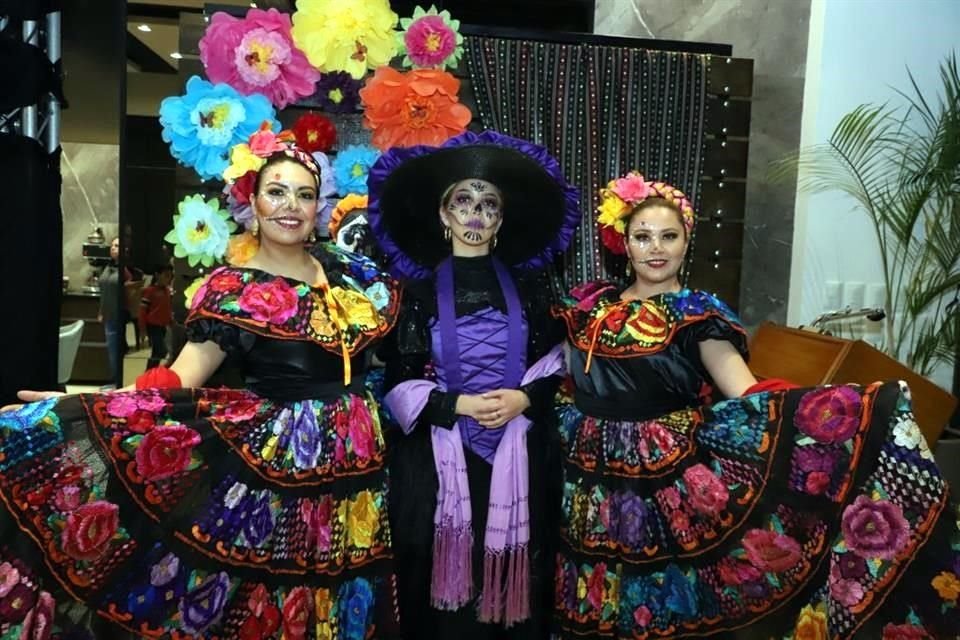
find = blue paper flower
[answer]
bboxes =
[164,195,237,267]
[159,75,278,181]
[332,144,381,195]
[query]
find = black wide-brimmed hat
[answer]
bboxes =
[367,130,580,279]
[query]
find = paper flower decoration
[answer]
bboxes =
[159,76,278,181]
[199,8,321,109]
[398,5,463,70]
[164,195,237,267]
[312,151,338,230]
[226,231,259,266]
[313,71,361,113]
[596,171,696,254]
[332,145,380,195]
[293,112,337,153]
[359,67,471,150]
[291,0,398,80]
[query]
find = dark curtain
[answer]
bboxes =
[464,36,708,285]
[0,135,63,404]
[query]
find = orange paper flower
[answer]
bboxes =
[359,67,471,151]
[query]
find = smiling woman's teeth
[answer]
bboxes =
[268,217,303,229]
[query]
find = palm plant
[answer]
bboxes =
[771,53,960,378]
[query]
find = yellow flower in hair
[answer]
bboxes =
[182,276,206,310]
[223,143,266,182]
[597,192,629,232]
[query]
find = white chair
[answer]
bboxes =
[58,320,84,385]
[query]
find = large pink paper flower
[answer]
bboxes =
[200,8,321,109]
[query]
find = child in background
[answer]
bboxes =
[139,264,173,369]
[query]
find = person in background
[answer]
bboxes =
[98,236,123,387]
[139,263,174,369]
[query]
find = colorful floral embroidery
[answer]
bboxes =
[556,380,955,638]
[188,243,400,357]
[554,285,745,359]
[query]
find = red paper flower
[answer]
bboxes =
[292,112,337,153]
[359,67,471,150]
[61,500,120,561]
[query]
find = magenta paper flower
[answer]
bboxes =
[200,8,321,109]
[397,5,463,70]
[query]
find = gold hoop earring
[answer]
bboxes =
[625,261,632,276]
[443,226,451,241]
[251,219,260,237]
[491,235,498,251]
[308,229,316,243]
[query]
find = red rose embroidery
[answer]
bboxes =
[742,529,802,573]
[60,500,120,561]
[281,587,311,640]
[586,563,607,610]
[209,271,245,293]
[683,463,730,517]
[135,425,202,481]
[126,409,156,434]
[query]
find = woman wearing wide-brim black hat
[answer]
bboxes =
[370,130,580,639]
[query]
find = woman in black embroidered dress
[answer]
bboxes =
[367,131,580,640]
[0,131,402,639]
[552,171,960,639]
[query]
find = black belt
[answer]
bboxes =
[573,391,689,422]
[247,377,367,403]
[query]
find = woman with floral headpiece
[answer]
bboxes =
[551,172,960,639]
[367,131,580,639]
[0,127,403,639]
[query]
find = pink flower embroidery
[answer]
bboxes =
[805,471,831,496]
[135,424,202,481]
[586,563,607,610]
[53,485,84,512]
[0,562,19,598]
[742,529,802,573]
[633,605,652,627]
[841,495,910,560]
[830,577,865,607]
[237,278,300,325]
[136,394,168,413]
[106,394,138,418]
[795,386,863,444]
[683,463,730,517]
[347,397,375,459]
[661,486,683,511]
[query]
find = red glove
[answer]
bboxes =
[135,366,182,390]
[742,378,800,395]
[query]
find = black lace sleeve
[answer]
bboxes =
[377,280,459,428]
[184,318,249,357]
[677,316,750,381]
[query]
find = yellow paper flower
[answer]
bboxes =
[329,286,379,330]
[793,604,828,640]
[222,143,266,182]
[291,0,399,80]
[226,231,258,266]
[597,191,629,232]
[347,490,381,548]
[182,276,206,310]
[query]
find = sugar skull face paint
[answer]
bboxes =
[439,178,503,248]
[624,204,688,288]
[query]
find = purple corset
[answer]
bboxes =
[430,307,528,463]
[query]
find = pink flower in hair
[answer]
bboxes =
[248,125,288,157]
[610,173,651,203]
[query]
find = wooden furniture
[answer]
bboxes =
[749,322,957,445]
